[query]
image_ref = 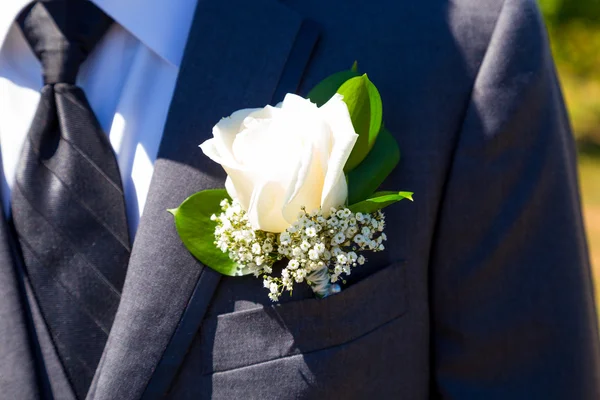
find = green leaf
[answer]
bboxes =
[337,74,383,172]
[350,60,358,73]
[348,191,413,214]
[169,189,250,277]
[347,128,400,204]
[307,69,360,107]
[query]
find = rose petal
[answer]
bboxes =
[282,144,325,224]
[319,94,358,212]
[246,180,290,233]
[210,108,258,163]
[200,139,255,209]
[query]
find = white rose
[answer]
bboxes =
[200,93,358,233]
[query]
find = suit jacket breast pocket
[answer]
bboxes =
[197,261,409,398]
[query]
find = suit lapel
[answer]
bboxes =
[87,1,319,399]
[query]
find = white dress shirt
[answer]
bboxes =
[0,0,197,237]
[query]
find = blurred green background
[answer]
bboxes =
[538,0,600,307]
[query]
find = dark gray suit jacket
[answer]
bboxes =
[1,0,599,398]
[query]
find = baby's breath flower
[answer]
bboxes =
[333,232,345,244]
[314,242,325,254]
[347,251,358,263]
[262,243,273,253]
[292,247,302,257]
[214,197,388,301]
[354,234,365,245]
[280,232,291,244]
[308,249,320,261]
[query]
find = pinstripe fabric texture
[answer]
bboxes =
[11,2,130,398]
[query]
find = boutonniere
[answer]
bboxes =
[169,63,413,301]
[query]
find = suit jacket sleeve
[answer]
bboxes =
[430,0,600,397]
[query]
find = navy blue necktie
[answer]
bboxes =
[11,1,130,397]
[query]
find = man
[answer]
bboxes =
[0,0,598,398]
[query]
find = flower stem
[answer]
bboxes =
[307,266,341,298]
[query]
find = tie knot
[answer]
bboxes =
[17,0,113,85]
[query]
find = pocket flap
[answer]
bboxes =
[201,260,408,374]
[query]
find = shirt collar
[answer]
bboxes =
[0,0,29,52]
[0,0,197,68]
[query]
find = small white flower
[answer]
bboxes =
[336,209,345,218]
[252,243,262,254]
[337,254,348,264]
[300,241,311,252]
[333,232,346,244]
[346,226,358,237]
[225,206,236,218]
[356,212,364,222]
[254,256,264,266]
[269,282,278,294]
[361,226,371,236]
[357,255,366,265]
[378,244,385,251]
[262,243,273,253]
[307,261,319,271]
[347,251,358,263]
[305,226,317,237]
[280,232,291,245]
[381,232,387,241]
[314,242,325,254]
[323,250,332,260]
[292,247,303,257]
[354,234,365,245]
[331,246,342,256]
[288,259,300,270]
[263,279,271,288]
[308,249,320,261]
